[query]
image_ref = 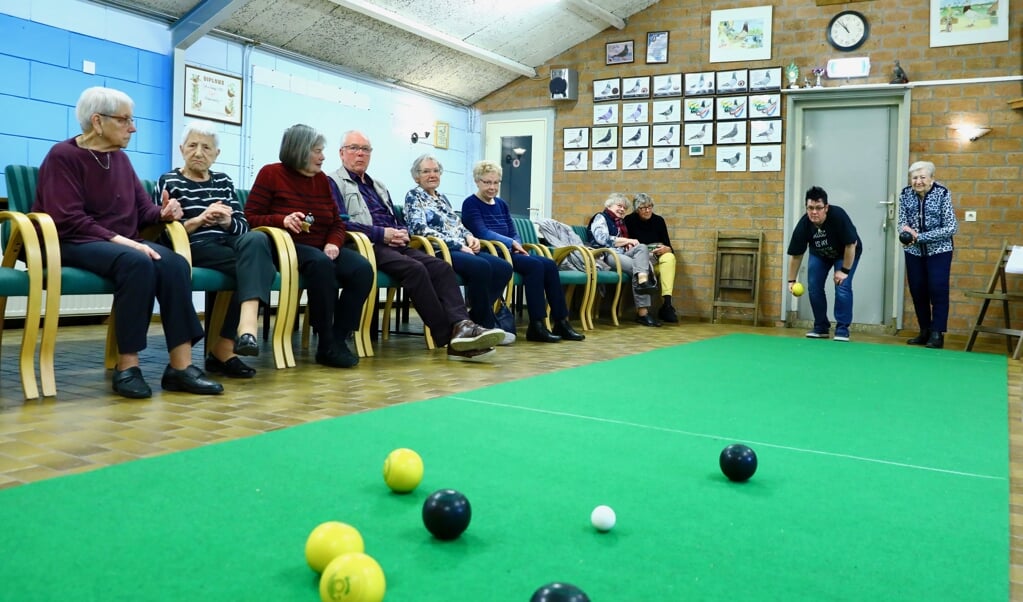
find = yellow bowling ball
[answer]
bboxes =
[319,553,386,602]
[383,448,423,493]
[791,282,804,297]
[305,521,365,574]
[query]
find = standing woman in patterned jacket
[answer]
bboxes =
[898,160,958,349]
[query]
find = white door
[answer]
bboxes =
[481,110,555,220]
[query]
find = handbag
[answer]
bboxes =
[494,299,516,333]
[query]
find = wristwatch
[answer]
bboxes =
[839,267,850,274]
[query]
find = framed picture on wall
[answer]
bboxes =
[592,149,618,170]
[716,145,747,172]
[651,124,679,146]
[621,76,651,99]
[651,99,681,123]
[646,31,669,64]
[749,93,781,119]
[563,127,589,149]
[652,73,682,97]
[591,126,618,148]
[749,67,781,91]
[716,96,748,120]
[709,5,773,63]
[652,147,680,169]
[684,71,715,96]
[564,150,588,171]
[930,0,1009,48]
[621,101,649,124]
[715,120,747,145]
[682,97,713,121]
[622,148,648,170]
[593,104,619,125]
[750,119,781,143]
[715,69,749,94]
[606,40,634,65]
[185,65,243,125]
[684,122,713,146]
[749,144,780,172]
[622,125,650,147]
[594,77,621,102]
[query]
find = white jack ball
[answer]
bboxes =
[590,505,616,532]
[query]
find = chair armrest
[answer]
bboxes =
[522,242,551,258]
[419,236,451,262]
[549,245,596,273]
[0,211,42,276]
[588,247,624,276]
[484,240,512,263]
[158,221,193,266]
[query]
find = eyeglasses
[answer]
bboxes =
[343,144,373,153]
[479,180,501,186]
[637,205,654,210]
[99,114,135,126]
[806,204,827,212]
[418,168,442,175]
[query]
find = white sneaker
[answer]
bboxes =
[834,334,850,342]
[805,331,829,339]
[499,331,516,346]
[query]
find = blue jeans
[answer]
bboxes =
[807,253,860,336]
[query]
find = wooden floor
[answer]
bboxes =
[0,317,1020,597]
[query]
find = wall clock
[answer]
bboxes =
[826,10,869,52]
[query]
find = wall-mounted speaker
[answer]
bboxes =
[549,68,578,101]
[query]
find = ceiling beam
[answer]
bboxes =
[328,0,536,78]
[565,0,625,30]
[171,0,248,49]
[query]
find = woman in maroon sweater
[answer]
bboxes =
[245,124,373,368]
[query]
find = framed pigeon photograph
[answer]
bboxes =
[590,126,618,148]
[652,73,682,98]
[593,104,619,125]
[563,150,588,171]
[684,122,714,147]
[651,124,679,147]
[684,71,715,96]
[748,94,781,119]
[715,68,748,94]
[682,97,714,122]
[622,148,648,170]
[605,40,634,65]
[591,149,618,171]
[748,144,780,172]
[749,67,781,92]
[652,147,680,169]
[593,77,621,102]
[563,127,589,150]
[620,101,649,124]
[715,120,747,145]
[750,119,781,144]
[716,96,749,120]
[621,76,651,100]
[622,125,650,148]
[716,145,747,173]
[651,99,680,123]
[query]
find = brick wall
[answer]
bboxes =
[475,0,1023,335]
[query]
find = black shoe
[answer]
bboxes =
[552,318,585,341]
[634,278,659,295]
[205,355,256,379]
[907,330,930,345]
[161,365,224,395]
[658,304,678,323]
[635,314,662,327]
[526,320,561,343]
[112,366,152,399]
[234,333,259,357]
[925,332,944,349]
[316,340,359,368]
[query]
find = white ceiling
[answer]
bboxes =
[101,0,660,105]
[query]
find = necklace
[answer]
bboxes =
[87,148,110,170]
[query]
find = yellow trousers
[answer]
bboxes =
[653,251,676,297]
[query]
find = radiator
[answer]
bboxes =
[3,292,213,319]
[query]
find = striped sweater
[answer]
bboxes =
[156,169,249,241]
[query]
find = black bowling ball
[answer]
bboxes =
[899,231,914,245]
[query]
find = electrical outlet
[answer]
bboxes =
[965,211,977,222]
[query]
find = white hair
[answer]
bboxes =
[75,87,133,133]
[180,120,220,148]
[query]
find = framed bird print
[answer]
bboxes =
[750,119,781,144]
[563,127,589,149]
[715,120,747,145]
[593,77,621,102]
[652,73,682,98]
[652,147,680,169]
[591,149,618,171]
[621,76,651,100]
[564,150,588,172]
[620,102,649,124]
[622,125,650,148]
[590,126,618,148]
[715,68,748,94]
[684,122,714,147]
[622,148,648,170]
[930,0,1009,48]
[709,5,773,63]
[749,144,780,172]
[716,96,748,120]
[651,99,681,123]
[646,31,669,64]
[684,71,715,96]
[748,94,781,119]
[716,145,747,172]
[605,40,634,65]
[593,104,619,125]
[749,67,781,92]
[651,124,679,147]
[682,98,713,122]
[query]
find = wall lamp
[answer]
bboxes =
[410,131,431,144]
[950,125,991,142]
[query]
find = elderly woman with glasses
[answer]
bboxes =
[403,154,515,345]
[245,124,374,368]
[32,86,223,398]
[157,120,277,378]
[623,193,679,323]
[589,193,662,327]
[461,160,585,343]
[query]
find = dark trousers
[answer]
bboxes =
[60,240,203,354]
[905,249,953,333]
[511,253,569,322]
[190,232,276,339]
[450,249,512,328]
[294,244,374,350]
[373,244,469,347]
